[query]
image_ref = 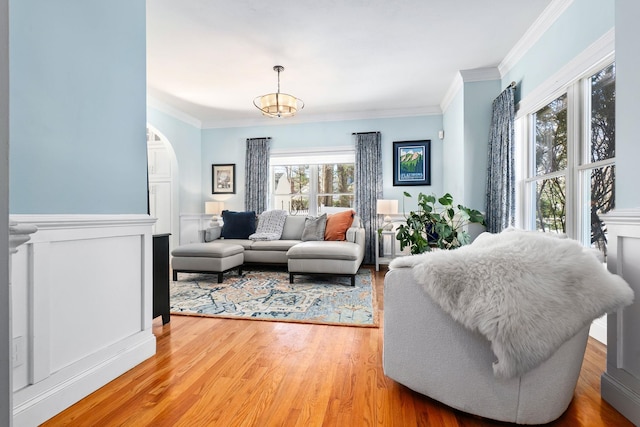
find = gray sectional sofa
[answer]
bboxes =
[172,213,366,285]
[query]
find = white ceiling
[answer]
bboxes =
[147,0,554,128]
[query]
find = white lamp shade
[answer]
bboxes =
[205,201,224,215]
[376,199,398,215]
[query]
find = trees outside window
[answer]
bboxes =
[271,154,354,215]
[521,63,615,258]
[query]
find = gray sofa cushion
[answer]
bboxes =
[249,240,301,251]
[280,215,306,240]
[301,214,327,241]
[217,238,254,250]
[172,242,244,258]
[287,241,360,261]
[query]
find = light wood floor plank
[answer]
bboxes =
[41,267,633,427]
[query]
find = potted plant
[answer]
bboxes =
[396,192,485,254]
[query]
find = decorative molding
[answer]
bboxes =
[599,208,640,226]
[179,213,211,245]
[459,67,501,83]
[8,222,37,254]
[201,106,442,129]
[10,214,155,230]
[600,208,640,426]
[515,27,615,118]
[440,72,463,113]
[10,214,156,425]
[499,0,575,77]
[14,333,155,426]
[147,96,202,128]
[440,67,501,113]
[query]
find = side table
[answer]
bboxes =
[153,233,171,324]
[375,230,399,271]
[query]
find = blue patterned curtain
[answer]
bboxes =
[355,132,382,265]
[486,86,516,233]
[245,137,270,213]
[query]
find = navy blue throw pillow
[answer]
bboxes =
[221,210,256,239]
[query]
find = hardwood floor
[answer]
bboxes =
[42,267,631,426]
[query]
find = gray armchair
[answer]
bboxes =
[383,266,590,425]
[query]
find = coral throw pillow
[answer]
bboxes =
[324,210,355,241]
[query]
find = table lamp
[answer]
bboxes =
[205,201,225,226]
[376,199,398,231]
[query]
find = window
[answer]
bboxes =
[519,63,615,257]
[270,149,355,215]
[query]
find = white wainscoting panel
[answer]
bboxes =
[179,213,211,245]
[9,214,157,427]
[600,209,640,425]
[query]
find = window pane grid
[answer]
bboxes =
[271,162,354,215]
[520,62,615,260]
[534,175,566,233]
[588,63,616,164]
[534,94,568,176]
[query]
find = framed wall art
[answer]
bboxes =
[212,164,236,194]
[392,140,431,186]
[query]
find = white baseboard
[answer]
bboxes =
[589,315,607,345]
[601,372,640,426]
[13,333,155,427]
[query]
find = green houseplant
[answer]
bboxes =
[396,192,486,254]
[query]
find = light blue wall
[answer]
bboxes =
[441,79,500,212]
[147,107,202,213]
[201,115,443,214]
[503,0,615,101]
[615,0,640,208]
[9,0,148,214]
[502,0,640,209]
[442,90,464,204]
[464,80,501,210]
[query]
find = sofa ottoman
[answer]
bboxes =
[172,242,244,283]
[287,241,363,286]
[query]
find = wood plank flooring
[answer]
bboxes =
[42,267,632,426]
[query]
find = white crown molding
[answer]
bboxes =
[499,0,575,77]
[200,106,442,129]
[516,27,614,118]
[440,67,501,113]
[459,67,501,83]
[440,73,463,113]
[147,96,202,129]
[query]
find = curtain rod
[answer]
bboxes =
[247,137,272,140]
[508,81,516,89]
[351,131,380,135]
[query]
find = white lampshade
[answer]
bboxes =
[376,199,398,215]
[253,65,304,118]
[205,201,224,215]
[377,199,398,231]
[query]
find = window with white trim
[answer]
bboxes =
[518,62,615,257]
[269,148,355,216]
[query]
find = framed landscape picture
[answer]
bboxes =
[212,164,236,194]
[392,140,431,186]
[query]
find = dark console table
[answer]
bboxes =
[153,233,171,324]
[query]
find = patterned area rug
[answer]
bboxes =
[170,268,377,327]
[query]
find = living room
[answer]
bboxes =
[3,0,640,425]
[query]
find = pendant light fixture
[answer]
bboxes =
[253,65,304,118]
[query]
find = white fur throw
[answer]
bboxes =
[249,210,288,241]
[389,230,634,378]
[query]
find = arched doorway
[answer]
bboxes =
[147,126,180,250]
